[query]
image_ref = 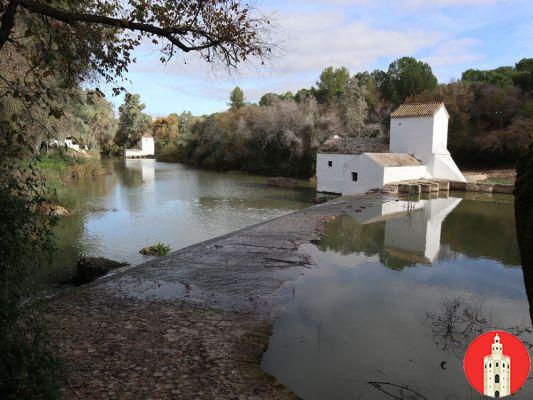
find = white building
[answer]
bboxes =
[316,102,467,195]
[484,334,511,398]
[124,133,155,158]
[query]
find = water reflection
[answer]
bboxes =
[262,195,532,400]
[40,160,315,285]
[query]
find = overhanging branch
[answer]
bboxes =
[17,0,220,53]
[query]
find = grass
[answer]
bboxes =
[481,177,515,185]
[139,242,172,257]
[36,149,109,210]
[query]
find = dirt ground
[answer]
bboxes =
[462,168,516,184]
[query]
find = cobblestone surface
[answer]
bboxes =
[45,194,393,399]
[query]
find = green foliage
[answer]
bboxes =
[381,57,438,104]
[0,152,64,398]
[230,86,245,109]
[36,149,107,209]
[140,243,172,257]
[114,93,151,148]
[316,66,351,104]
[152,113,180,152]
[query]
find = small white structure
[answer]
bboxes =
[125,133,155,158]
[64,136,80,151]
[316,102,466,195]
[484,334,511,398]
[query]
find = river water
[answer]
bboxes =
[41,159,315,284]
[43,161,532,399]
[262,193,533,399]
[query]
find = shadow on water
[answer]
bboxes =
[515,148,533,328]
[262,193,532,400]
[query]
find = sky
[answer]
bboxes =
[102,0,533,117]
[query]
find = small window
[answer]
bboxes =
[328,160,333,167]
[398,122,402,126]
[496,363,499,367]
[352,172,358,182]
[495,375,500,383]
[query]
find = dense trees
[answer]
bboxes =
[412,59,533,164]
[114,94,151,148]
[156,57,532,176]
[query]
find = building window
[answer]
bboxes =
[495,391,500,398]
[502,363,505,367]
[328,161,333,167]
[496,363,499,367]
[352,172,358,182]
[495,375,500,383]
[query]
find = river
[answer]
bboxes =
[262,193,533,399]
[41,159,315,285]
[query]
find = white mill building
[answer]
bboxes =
[124,133,155,159]
[316,102,467,195]
[484,334,511,397]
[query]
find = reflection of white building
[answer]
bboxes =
[484,334,511,398]
[348,197,462,263]
[124,159,155,184]
[125,133,155,158]
[316,102,466,195]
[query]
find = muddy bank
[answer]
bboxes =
[45,193,395,398]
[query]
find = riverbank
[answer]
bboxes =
[37,150,111,210]
[44,192,387,398]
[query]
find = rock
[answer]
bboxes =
[71,256,128,285]
[312,195,336,204]
[51,205,70,216]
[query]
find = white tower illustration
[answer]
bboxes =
[484,334,511,397]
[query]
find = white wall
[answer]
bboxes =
[341,154,385,196]
[389,115,435,163]
[383,165,431,184]
[141,137,155,155]
[316,153,356,194]
[125,137,155,158]
[428,153,467,182]
[432,107,449,153]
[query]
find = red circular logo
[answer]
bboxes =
[464,331,531,397]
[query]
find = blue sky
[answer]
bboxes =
[103,0,533,117]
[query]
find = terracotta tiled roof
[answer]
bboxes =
[319,137,388,154]
[391,102,444,118]
[366,152,421,167]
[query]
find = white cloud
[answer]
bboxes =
[276,11,440,74]
[423,38,483,67]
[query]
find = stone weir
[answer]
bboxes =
[44,192,411,399]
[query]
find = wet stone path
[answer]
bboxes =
[45,193,394,399]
